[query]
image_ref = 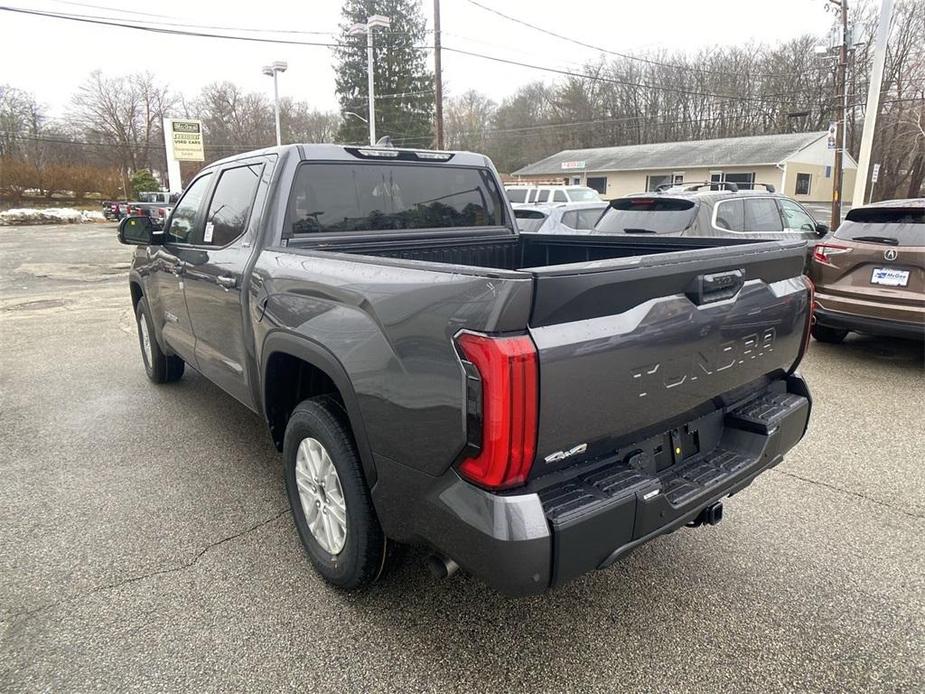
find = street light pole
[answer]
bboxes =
[830,0,849,228]
[366,28,376,145]
[262,61,288,147]
[349,15,391,146]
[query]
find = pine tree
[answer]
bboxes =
[333,0,434,147]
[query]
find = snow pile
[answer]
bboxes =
[0,208,107,226]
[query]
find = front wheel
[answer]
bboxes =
[811,323,849,344]
[135,298,184,383]
[283,396,391,590]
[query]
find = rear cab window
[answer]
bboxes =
[287,162,505,236]
[836,206,925,247]
[596,197,697,234]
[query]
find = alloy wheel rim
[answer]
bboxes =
[139,317,153,366]
[295,437,347,555]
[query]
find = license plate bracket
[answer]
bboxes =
[871,267,910,287]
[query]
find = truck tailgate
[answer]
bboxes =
[527,240,810,474]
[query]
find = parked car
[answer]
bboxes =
[102,200,128,221]
[809,199,924,342]
[506,184,602,204]
[594,183,828,244]
[118,143,812,596]
[513,201,609,234]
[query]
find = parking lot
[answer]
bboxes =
[0,223,922,692]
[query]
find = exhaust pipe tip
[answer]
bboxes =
[426,554,459,579]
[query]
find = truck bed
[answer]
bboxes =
[288,231,762,272]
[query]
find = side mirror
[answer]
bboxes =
[118,215,163,245]
[814,222,829,237]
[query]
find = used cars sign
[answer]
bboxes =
[168,119,204,161]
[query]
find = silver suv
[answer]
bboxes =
[595,182,828,242]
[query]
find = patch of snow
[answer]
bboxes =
[0,208,107,226]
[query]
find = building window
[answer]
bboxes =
[586,176,607,194]
[645,174,672,191]
[673,172,684,185]
[723,172,755,189]
[795,173,811,196]
[571,176,581,185]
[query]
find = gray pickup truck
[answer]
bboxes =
[118,144,813,596]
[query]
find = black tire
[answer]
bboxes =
[135,298,184,383]
[811,322,849,344]
[283,396,390,590]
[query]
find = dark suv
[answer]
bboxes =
[594,183,828,244]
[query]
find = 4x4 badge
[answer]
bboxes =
[884,248,898,261]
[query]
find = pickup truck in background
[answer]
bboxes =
[104,191,177,222]
[118,144,813,595]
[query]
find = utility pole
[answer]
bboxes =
[830,0,849,229]
[433,0,444,149]
[853,0,893,206]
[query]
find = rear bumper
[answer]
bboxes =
[374,375,811,596]
[814,306,925,340]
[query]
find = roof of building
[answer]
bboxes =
[511,131,829,177]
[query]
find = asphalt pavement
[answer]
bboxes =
[0,223,922,692]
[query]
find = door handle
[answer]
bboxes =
[216,275,237,290]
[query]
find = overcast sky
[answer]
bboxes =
[2,0,838,119]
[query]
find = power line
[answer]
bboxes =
[3,5,907,109]
[442,45,842,104]
[462,0,825,80]
[0,6,348,47]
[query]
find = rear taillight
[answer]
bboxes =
[455,332,538,490]
[812,243,851,267]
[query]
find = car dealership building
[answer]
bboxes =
[511,131,858,203]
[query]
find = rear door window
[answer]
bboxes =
[535,189,551,203]
[836,206,925,247]
[552,190,568,203]
[288,163,504,235]
[596,197,697,234]
[743,198,783,232]
[507,188,528,203]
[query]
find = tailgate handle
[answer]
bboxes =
[687,269,745,305]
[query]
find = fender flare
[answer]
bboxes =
[260,330,378,486]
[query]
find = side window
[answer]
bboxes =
[779,199,816,233]
[204,164,264,246]
[535,189,551,203]
[714,199,744,231]
[552,190,568,203]
[165,173,213,244]
[577,208,604,229]
[744,198,783,232]
[561,211,579,228]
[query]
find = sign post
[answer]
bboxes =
[163,118,204,193]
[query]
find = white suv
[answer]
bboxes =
[506,185,601,204]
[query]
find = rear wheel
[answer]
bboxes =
[283,396,392,590]
[811,323,849,344]
[135,298,184,383]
